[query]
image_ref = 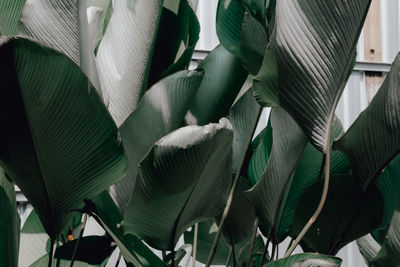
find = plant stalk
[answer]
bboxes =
[70,213,88,267]
[192,223,199,267]
[260,230,272,266]
[205,106,262,267]
[225,247,233,267]
[284,134,332,257]
[115,252,122,267]
[246,219,259,267]
[48,238,55,267]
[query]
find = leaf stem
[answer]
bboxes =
[70,213,88,267]
[284,136,331,257]
[246,218,259,267]
[192,223,199,267]
[48,238,55,267]
[260,229,272,266]
[115,252,122,267]
[205,106,262,267]
[225,247,233,267]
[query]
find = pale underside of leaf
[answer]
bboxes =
[254,0,371,152]
[96,0,164,126]
[122,119,233,250]
[334,53,400,190]
[109,70,203,212]
[264,253,342,267]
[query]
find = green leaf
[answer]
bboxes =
[109,70,203,212]
[371,208,400,267]
[0,168,20,267]
[216,0,265,56]
[264,253,342,267]
[291,172,383,254]
[148,0,200,86]
[184,219,265,266]
[0,37,126,238]
[254,0,371,152]
[228,89,261,175]
[247,120,273,187]
[84,192,166,266]
[274,118,345,242]
[186,45,248,125]
[246,107,307,233]
[238,11,267,75]
[18,0,102,97]
[53,236,115,265]
[333,53,400,189]
[0,0,25,35]
[96,0,164,126]
[122,119,233,250]
[357,234,380,264]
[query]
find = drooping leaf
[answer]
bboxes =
[123,119,233,250]
[18,0,101,94]
[0,0,25,35]
[84,192,166,267]
[109,70,203,212]
[164,244,192,267]
[148,0,200,86]
[254,0,371,152]
[246,107,308,232]
[333,53,400,189]
[0,168,19,267]
[186,45,248,125]
[0,37,126,238]
[31,251,109,267]
[95,0,164,126]
[264,253,342,267]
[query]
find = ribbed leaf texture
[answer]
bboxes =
[0,0,25,35]
[0,37,126,238]
[334,53,400,190]
[246,107,307,229]
[96,0,164,126]
[254,0,371,152]
[109,70,203,212]
[123,119,233,250]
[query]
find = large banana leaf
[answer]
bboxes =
[253,0,371,152]
[0,169,19,267]
[0,37,126,238]
[84,192,166,266]
[109,70,203,212]
[18,0,101,94]
[264,253,342,267]
[185,45,248,125]
[95,0,164,126]
[246,107,308,231]
[148,0,200,86]
[123,119,233,250]
[333,53,400,189]
[0,0,25,35]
